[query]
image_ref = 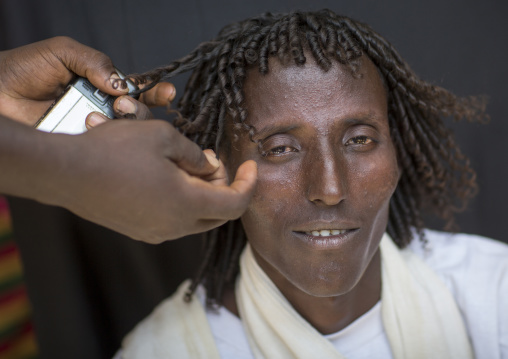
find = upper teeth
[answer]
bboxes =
[306,229,347,237]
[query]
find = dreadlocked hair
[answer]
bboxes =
[130,9,487,306]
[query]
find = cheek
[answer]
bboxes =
[241,159,309,243]
[244,164,298,224]
[349,151,400,208]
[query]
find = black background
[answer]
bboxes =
[1,1,507,358]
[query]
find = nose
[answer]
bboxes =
[305,149,346,206]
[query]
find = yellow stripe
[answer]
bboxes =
[0,298,31,329]
[0,253,23,283]
[0,331,38,359]
[0,216,12,230]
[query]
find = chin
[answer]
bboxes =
[289,262,366,298]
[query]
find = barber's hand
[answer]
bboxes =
[81,90,257,243]
[0,36,257,243]
[85,81,176,128]
[0,36,128,125]
[60,120,257,243]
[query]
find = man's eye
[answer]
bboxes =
[346,136,373,146]
[265,146,296,156]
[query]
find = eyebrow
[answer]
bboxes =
[251,112,384,141]
[342,115,380,127]
[251,124,301,141]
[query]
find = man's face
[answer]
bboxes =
[224,56,400,298]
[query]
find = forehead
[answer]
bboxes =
[242,55,387,130]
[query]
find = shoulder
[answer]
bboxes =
[408,229,508,274]
[119,280,221,359]
[407,229,508,300]
[408,230,508,358]
[119,282,191,357]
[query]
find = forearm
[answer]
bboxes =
[0,116,75,205]
[0,114,257,243]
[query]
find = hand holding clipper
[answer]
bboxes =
[35,70,138,135]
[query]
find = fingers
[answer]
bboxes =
[85,97,147,129]
[138,82,176,107]
[171,159,258,235]
[230,160,258,199]
[112,83,177,120]
[85,118,221,177]
[46,37,177,104]
[196,160,258,220]
[85,112,108,129]
[164,128,220,176]
[91,82,176,123]
[201,150,228,186]
[114,96,153,120]
[47,36,128,96]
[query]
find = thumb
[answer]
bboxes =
[228,160,258,200]
[198,160,258,220]
[49,36,128,96]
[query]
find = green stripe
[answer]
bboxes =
[9,353,39,359]
[0,316,31,341]
[0,233,13,245]
[0,274,23,293]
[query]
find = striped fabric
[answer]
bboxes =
[0,197,38,359]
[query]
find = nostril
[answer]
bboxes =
[308,181,345,206]
[305,151,345,206]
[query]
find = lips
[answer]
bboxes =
[305,229,348,237]
[292,226,359,250]
[293,219,359,236]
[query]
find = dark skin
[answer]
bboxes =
[222,56,400,334]
[0,37,257,243]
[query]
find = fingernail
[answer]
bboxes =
[117,97,136,114]
[110,72,128,93]
[168,84,176,101]
[87,112,106,128]
[204,150,220,168]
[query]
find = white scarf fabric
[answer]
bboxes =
[236,233,474,359]
[379,234,473,359]
[121,280,221,359]
[121,234,474,358]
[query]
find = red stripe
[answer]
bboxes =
[0,197,9,213]
[0,285,26,306]
[17,321,33,336]
[0,242,17,259]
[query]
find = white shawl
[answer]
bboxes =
[121,234,473,358]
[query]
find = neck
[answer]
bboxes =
[223,248,381,335]
[282,250,381,334]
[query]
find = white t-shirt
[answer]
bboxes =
[115,230,508,358]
